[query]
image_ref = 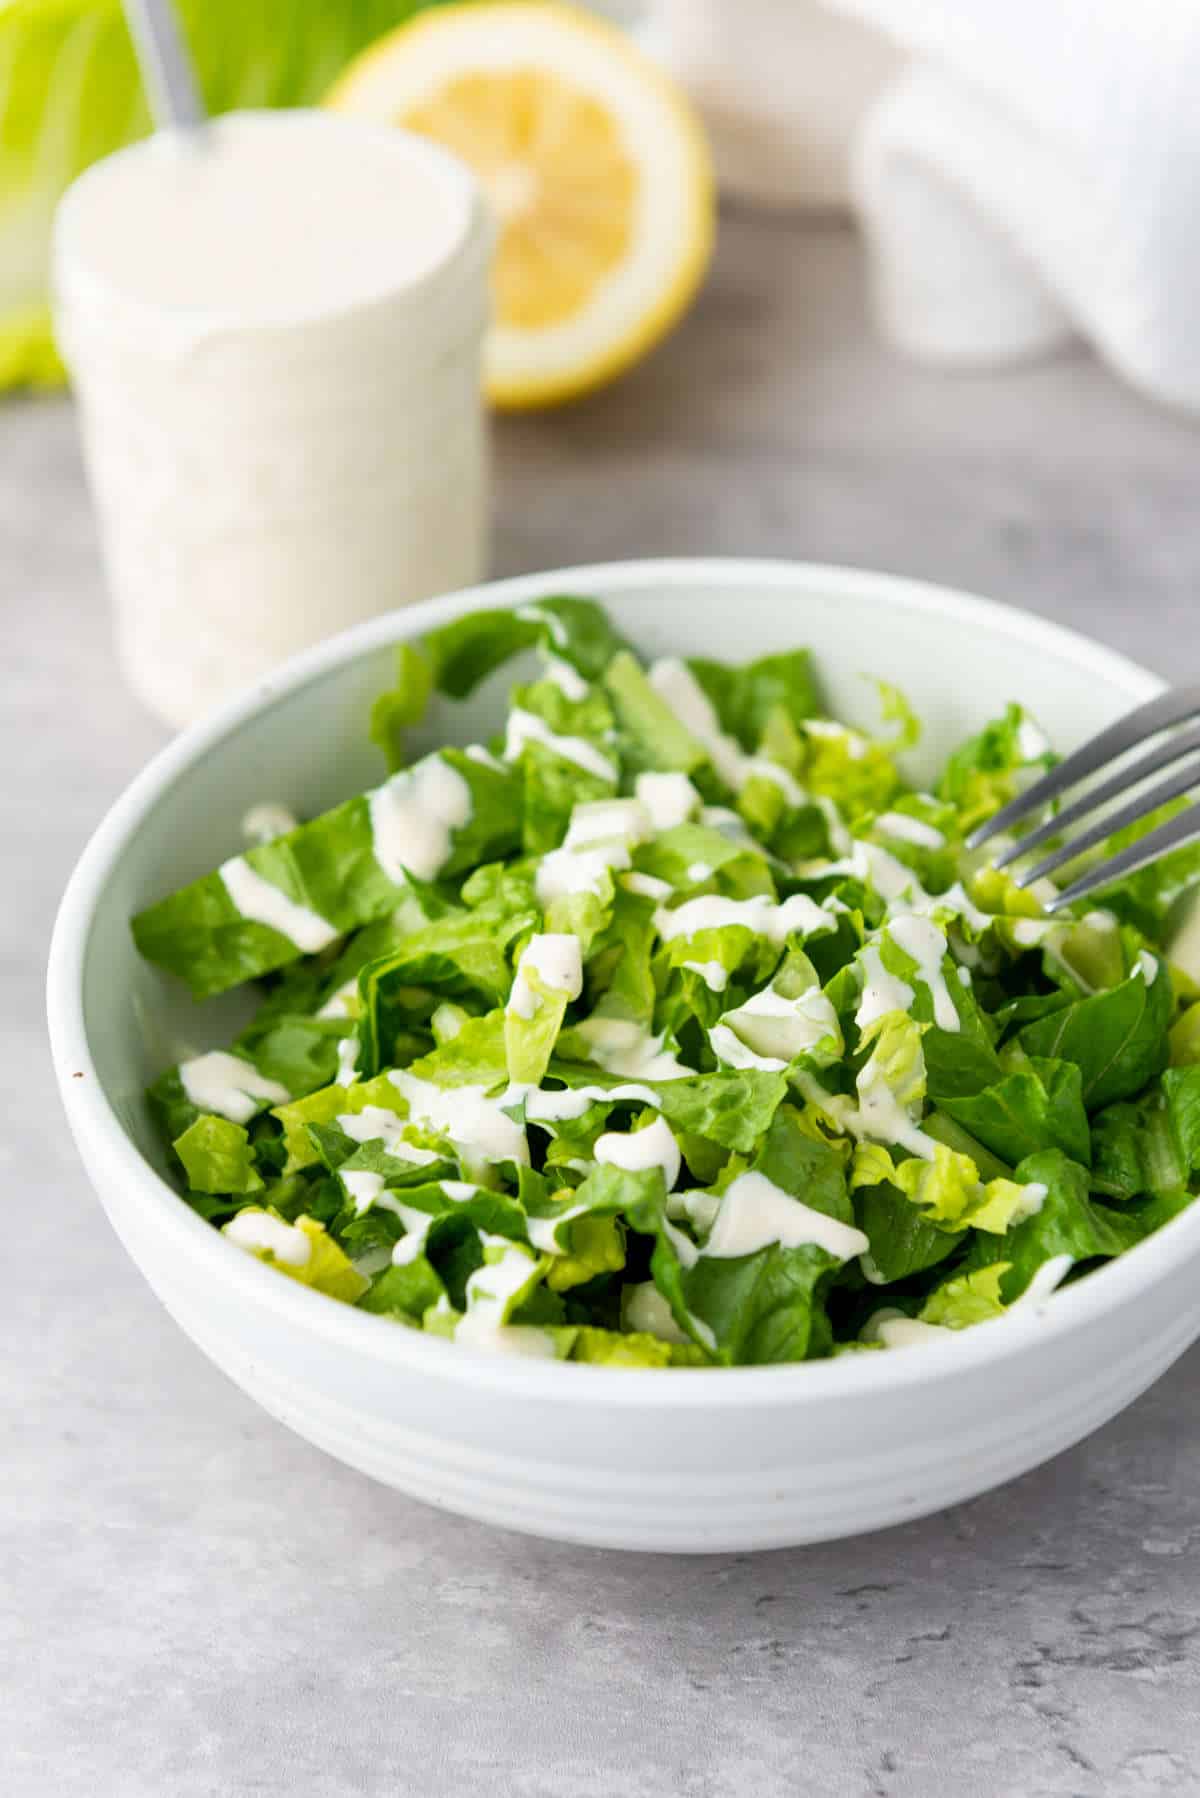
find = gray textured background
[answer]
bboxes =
[5,218,1200,1797]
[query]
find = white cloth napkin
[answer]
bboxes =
[842,0,1200,411]
[647,0,1200,411]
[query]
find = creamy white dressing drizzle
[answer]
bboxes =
[178,1050,289,1124]
[1136,949,1159,983]
[864,1309,951,1349]
[635,771,700,832]
[876,811,945,850]
[335,1035,361,1086]
[648,657,746,790]
[742,757,806,806]
[622,871,673,901]
[515,602,567,647]
[340,1168,410,1223]
[708,1024,785,1071]
[918,880,995,935]
[686,862,713,882]
[654,891,833,947]
[524,1203,588,1253]
[463,743,505,772]
[219,855,339,953]
[682,959,729,992]
[390,1224,431,1266]
[711,983,840,1072]
[564,798,652,849]
[504,708,617,783]
[624,1282,692,1345]
[853,1054,937,1161]
[541,653,589,700]
[663,1215,701,1269]
[522,1081,661,1124]
[667,1188,723,1233]
[570,1017,691,1081]
[343,1170,471,1236]
[368,755,473,885]
[316,977,358,1020]
[335,1107,439,1162]
[388,1070,529,1172]
[458,1234,539,1338]
[804,717,869,759]
[224,1210,311,1266]
[703,1171,869,1261]
[794,1066,937,1164]
[648,658,806,810]
[535,841,630,906]
[887,913,959,1032]
[507,932,583,1020]
[241,801,299,847]
[594,1116,681,1189]
[341,1169,385,1213]
[855,944,915,1033]
[386,1182,475,1264]
[1014,1253,1073,1305]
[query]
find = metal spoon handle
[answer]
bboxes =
[123,0,206,131]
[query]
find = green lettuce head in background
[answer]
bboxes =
[0,0,449,392]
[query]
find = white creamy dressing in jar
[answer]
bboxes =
[53,111,489,726]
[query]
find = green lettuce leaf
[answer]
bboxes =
[562,1327,701,1367]
[603,650,706,774]
[1017,959,1172,1111]
[173,1115,264,1195]
[936,703,1054,834]
[854,1182,959,1284]
[368,643,433,774]
[132,749,520,998]
[920,1264,1009,1329]
[1090,1065,1200,1198]
[358,1257,447,1323]
[356,910,527,1077]
[507,680,619,853]
[965,1149,1181,1300]
[424,596,632,697]
[232,1012,352,1097]
[222,1209,367,1301]
[938,1057,1091,1168]
[689,650,821,753]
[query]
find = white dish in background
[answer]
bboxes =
[47,559,1200,1552]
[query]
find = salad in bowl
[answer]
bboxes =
[129,596,1200,1370]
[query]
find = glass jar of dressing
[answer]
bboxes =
[53,109,490,729]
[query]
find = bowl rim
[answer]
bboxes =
[49,555,1200,1407]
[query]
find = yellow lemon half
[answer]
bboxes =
[327,2,714,407]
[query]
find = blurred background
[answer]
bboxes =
[5,0,1200,724]
[7,9,1200,1788]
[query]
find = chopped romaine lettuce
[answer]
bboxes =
[132,598,1200,1363]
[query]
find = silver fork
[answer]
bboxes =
[966,687,1200,912]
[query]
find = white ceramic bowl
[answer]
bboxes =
[48,559,1200,1552]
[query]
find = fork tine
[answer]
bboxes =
[1012,752,1200,887]
[992,720,1200,871]
[966,684,1200,850]
[1045,801,1200,912]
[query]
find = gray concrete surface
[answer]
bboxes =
[4,216,1200,1797]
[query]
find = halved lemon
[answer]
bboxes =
[326,2,714,408]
